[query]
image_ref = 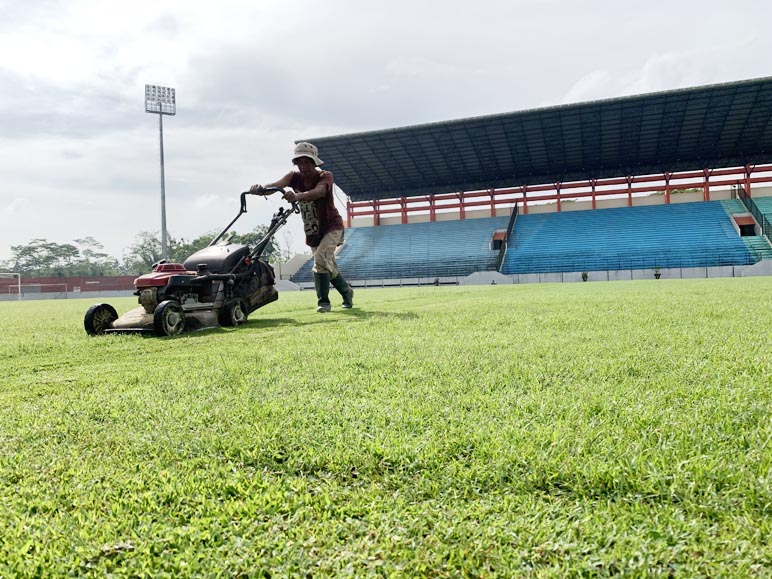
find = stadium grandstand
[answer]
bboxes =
[291,77,772,286]
[4,78,771,299]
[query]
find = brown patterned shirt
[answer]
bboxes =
[289,170,344,247]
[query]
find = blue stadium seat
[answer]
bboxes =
[291,217,508,282]
[501,201,754,274]
[753,196,772,218]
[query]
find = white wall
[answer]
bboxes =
[671,191,705,204]
[270,253,311,280]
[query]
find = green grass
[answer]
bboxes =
[1,278,772,577]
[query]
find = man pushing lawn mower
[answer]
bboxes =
[250,142,354,313]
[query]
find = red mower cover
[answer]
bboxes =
[134,263,195,289]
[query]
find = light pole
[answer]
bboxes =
[144,84,176,260]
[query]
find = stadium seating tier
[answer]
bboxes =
[291,217,508,282]
[290,201,762,282]
[501,201,753,274]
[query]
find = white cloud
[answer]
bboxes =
[560,70,614,104]
[193,194,226,209]
[4,197,31,214]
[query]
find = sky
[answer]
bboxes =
[1,0,770,263]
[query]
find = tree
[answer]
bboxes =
[8,239,48,272]
[73,237,121,276]
[280,230,294,262]
[123,231,163,274]
[7,239,71,275]
[48,243,79,275]
[230,225,281,262]
[2,223,286,278]
[122,225,281,273]
[2,237,124,277]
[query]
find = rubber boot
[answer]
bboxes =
[314,272,331,312]
[331,274,354,309]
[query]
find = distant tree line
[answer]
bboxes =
[0,226,283,277]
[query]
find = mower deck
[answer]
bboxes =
[84,189,295,337]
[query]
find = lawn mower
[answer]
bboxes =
[84,187,297,336]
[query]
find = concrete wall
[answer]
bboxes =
[460,271,513,285]
[752,185,772,198]
[524,203,554,214]
[276,280,300,291]
[596,197,630,210]
[270,253,311,280]
[739,260,772,277]
[671,191,706,204]
[288,259,769,292]
[351,216,376,227]
[500,265,755,284]
[381,215,402,226]
[634,195,666,207]
[560,202,585,212]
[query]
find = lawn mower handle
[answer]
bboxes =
[241,186,286,211]
[210,187,296,247]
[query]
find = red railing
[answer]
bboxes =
[346,164,772,226]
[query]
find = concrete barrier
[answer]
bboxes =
[5,262,768,302]
[460,272,513,285]
[739,260,772,277]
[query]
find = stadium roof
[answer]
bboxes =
[305,77,772,201]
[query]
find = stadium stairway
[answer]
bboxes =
[743,236,772,260]
[753,196,772,225]
[501,201,755,274]
[291,256,314,282]
[290,217,509,283]
[722,199,772,261]
[720,198,748,215]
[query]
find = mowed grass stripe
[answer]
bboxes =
[1,278,771,577]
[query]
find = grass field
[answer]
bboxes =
[1,278,772,577]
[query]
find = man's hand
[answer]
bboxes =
[283,190,299,203]
[249,184,265,194]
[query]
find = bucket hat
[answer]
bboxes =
[292,142,324,166]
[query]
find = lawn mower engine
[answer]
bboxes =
[84,188,296,336]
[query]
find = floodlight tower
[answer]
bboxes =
[144,84,176,260]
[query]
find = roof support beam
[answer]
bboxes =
[744,164,755,196]
[703,168,712,201]
[555,183,562,212]
[519,185,528,215]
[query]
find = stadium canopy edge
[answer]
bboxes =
[300,77,772,201]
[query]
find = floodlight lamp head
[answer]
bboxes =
[145,84,176,115]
